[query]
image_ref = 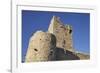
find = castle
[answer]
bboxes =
[25,16,89,62]
[48,16,74,52]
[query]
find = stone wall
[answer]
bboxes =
[25,31,56,62]
[25,16,90,62]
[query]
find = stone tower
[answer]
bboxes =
[48,16,74,52]
[25,31,56,62]
[25,16,90,62]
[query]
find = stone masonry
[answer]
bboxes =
[25,31,56,62]
[25,16,90,62]
[48,16,74,52]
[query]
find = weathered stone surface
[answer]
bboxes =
[25,31,56,62]
[76,53,90,60]
[48,16,74,52]
[25,16,90,62]
[48,16,90,60]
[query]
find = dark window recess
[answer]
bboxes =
[40,39,41,40]
[50,50,53,55]
[69,29,72,34]
[34,48,38,52]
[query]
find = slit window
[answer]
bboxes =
[69,29,72,34]
[34,48,38,52]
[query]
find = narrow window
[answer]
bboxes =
[69,29,72,34]
[50,50,53,55]
[34,48,38,52]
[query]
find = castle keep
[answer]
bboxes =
[48,16,74,52]
[25,16,89,62]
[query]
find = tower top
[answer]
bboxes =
[48,16,62,33]
[48,16,74,52]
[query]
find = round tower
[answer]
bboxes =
[25,31,56,62]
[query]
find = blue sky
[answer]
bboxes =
[22,10,90,62]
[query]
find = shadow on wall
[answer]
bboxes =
[55,47,80,60]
